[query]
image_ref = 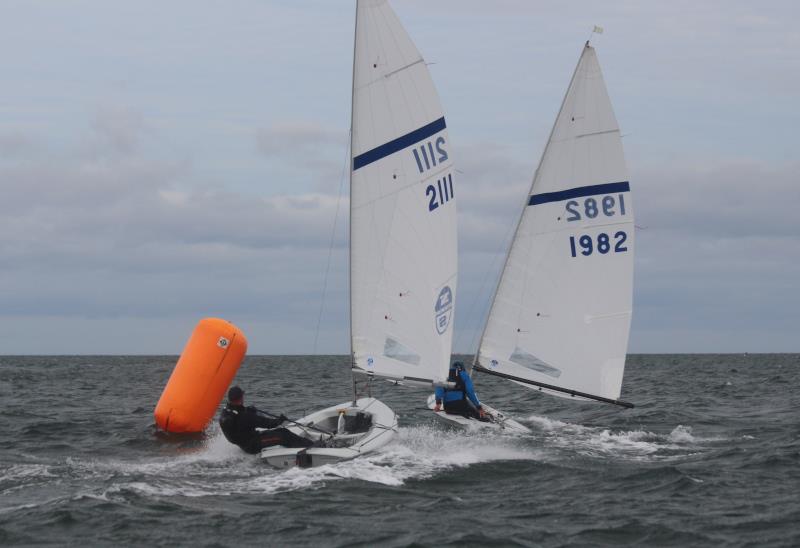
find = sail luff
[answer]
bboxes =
[348,2,360,403]
[348,1,362,368]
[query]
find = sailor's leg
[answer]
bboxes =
[268,428,314,449]
[247,430,311,452]
[444,399,474,419]
[256,431,287,450]
[464,400,488,421]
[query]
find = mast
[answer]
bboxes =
[349,1,359,405]
[473,42,589,371]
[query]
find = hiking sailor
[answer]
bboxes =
[219,386,315,453]
[433,362,488,421]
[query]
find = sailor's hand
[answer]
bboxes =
[478,406,486,418]
[278,414,288,423]
[433,403,441,412]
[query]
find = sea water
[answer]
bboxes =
[1,354,798,546]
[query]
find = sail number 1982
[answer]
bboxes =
[569,231,628,257]
[566,194,626,221]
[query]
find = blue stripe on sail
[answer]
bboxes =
[528,181,630,206]
[353,117,446,171]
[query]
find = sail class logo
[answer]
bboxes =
[435,286,453,335]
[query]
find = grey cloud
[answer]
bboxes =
[0,139,348,274]
[0,119,351,332]
[256,123,345,159]
[89,105,147,155]
[256,122,349,194]
[440,138,800,352]
[0,132,37,158]
[635,163,800,239]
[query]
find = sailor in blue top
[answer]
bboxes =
[434,362,487,421]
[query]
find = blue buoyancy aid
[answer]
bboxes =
[435,364,481,408]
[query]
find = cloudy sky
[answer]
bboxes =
[1,0,797,354]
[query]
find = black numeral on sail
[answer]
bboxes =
[427,173,455,212]
[413,136,448,173]
[569,231,628,257]
[566,194,626,222]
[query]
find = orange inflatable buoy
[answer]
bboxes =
[154,318,247,433]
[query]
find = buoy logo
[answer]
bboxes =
[217,337,229,348]
[435,286,453,335]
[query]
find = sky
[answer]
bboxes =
[0,0,798,354]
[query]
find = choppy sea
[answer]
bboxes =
[1,354,798,547]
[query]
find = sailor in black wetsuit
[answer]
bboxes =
[219,386,314,454]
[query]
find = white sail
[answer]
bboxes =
[477,43,634,402]
[350,0,457,385]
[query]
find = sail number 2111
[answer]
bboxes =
[426,173,454,212]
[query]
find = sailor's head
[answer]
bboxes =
[228,386,244,405]
[449,361,465,379]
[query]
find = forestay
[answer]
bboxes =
[477,44,634,402]
[350,0,457,385]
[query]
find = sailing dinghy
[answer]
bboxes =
[432,41,635,432]
[262,0,459,468]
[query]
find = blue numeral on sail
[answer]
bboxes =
[569,231,628,257]
[413,149,424,173]
[426,173,455,212]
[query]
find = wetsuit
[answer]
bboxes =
[434,368,485,421]
[219,404,313,454]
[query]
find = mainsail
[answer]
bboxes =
[476,43,634,404]
[350,0,457,385]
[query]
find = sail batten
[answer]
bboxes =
[476,44,634,402]
[349,0,457,385]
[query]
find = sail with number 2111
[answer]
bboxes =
[350,0,458,387]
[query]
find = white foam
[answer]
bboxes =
[242,425,541,494]
[113,480,232,498]
[32,418,726,500]
[667,425,696,443]
[0,463,57,483]
[523,415,722,461]
[90,425,544,498]
[70,429,253,480]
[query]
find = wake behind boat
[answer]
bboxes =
[261,398,398,469]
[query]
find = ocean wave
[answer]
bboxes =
[523,415,725,461]
[50,425,543,498]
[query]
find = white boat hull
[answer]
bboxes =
[426,394,531,434]
[260,397,398,469]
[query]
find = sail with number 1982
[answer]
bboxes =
[474,41,635,408]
